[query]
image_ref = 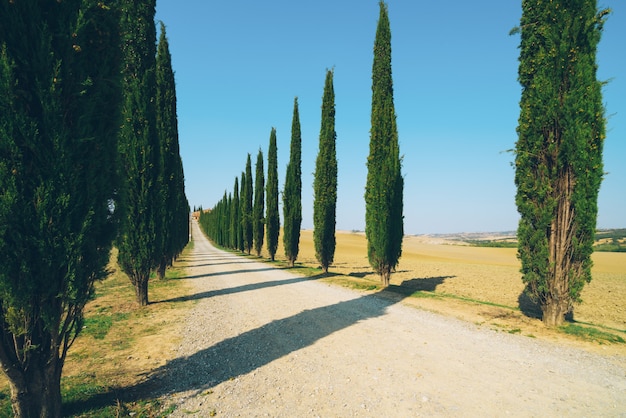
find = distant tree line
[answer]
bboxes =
[0,0,189,414]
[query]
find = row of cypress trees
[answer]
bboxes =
[200,1,402,283]
[200,69,339,273]
[116,1,189,307]
[0,0,188,415]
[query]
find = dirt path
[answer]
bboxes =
[157,221,626,417]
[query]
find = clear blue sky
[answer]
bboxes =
[155,1,625,235]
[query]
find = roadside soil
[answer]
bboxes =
[152,222,626,416]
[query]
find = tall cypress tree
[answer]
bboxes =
[266,128,280,261]
[0,0,122,414]
[365,1,403,287]
[117,0,160,306]
[513,0,608,326]
[225,193,231,247]
[253,149,266,256]
[242,154,254,254]
[155,21,188,279]
[238,171,246,252]
[230,177,240,250]
[314,70,338,274]
[283,98,303,267]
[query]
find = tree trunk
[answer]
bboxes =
[8,357,62,418]
[542,298,569,327]
[157,260,167,280]
[380,268,391,288]
[543,167,575,327]
[134,275,149,306]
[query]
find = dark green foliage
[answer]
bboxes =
[230,177,240,250]
[266,128,280,261]
[200,192,229,247]
[117,0,160,306]
[155,22,189,279]
[238,171,246,252]
[242,154,254,254]
[365,1,403,287]
[313,70,338,274]
[0,0,122,414]
[283,98,303,267]
[253,149,265,256]
[514,0,607,326]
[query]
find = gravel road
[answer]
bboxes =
[156,221,626,417]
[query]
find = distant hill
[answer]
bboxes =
[594,228,626,252]
[414,229,626,252]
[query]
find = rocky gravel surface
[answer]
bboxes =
[156,222,626,417]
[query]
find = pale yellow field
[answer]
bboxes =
[266,230,626,351]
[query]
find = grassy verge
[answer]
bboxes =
[0,242,193,417]
[560,324,626,344]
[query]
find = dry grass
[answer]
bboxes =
[62,248,194,389]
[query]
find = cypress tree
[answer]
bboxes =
[225,192,231,247]
[242,154,254,254]
[155,22,188,279]
[0,0,122,414]
[117,0,160,306]
[266,128,280,261]
[365,1,403,287]
[254,149,266,256]
[314,69,338,274]
[230,177,240,250]
[238,171,246,252]
[283,98,303,267]
[513,0,608,326]
[216,191,230,247]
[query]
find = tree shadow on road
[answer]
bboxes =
[177,261,247,269]
[155,274,326,304]
[175,267,277,281]
[64,285,412,414]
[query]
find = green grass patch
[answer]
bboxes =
[560,324,626,344]
[283,264,325,278]
[82,312,129,340]
[320,275,381,292]
[60,373,175,417]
